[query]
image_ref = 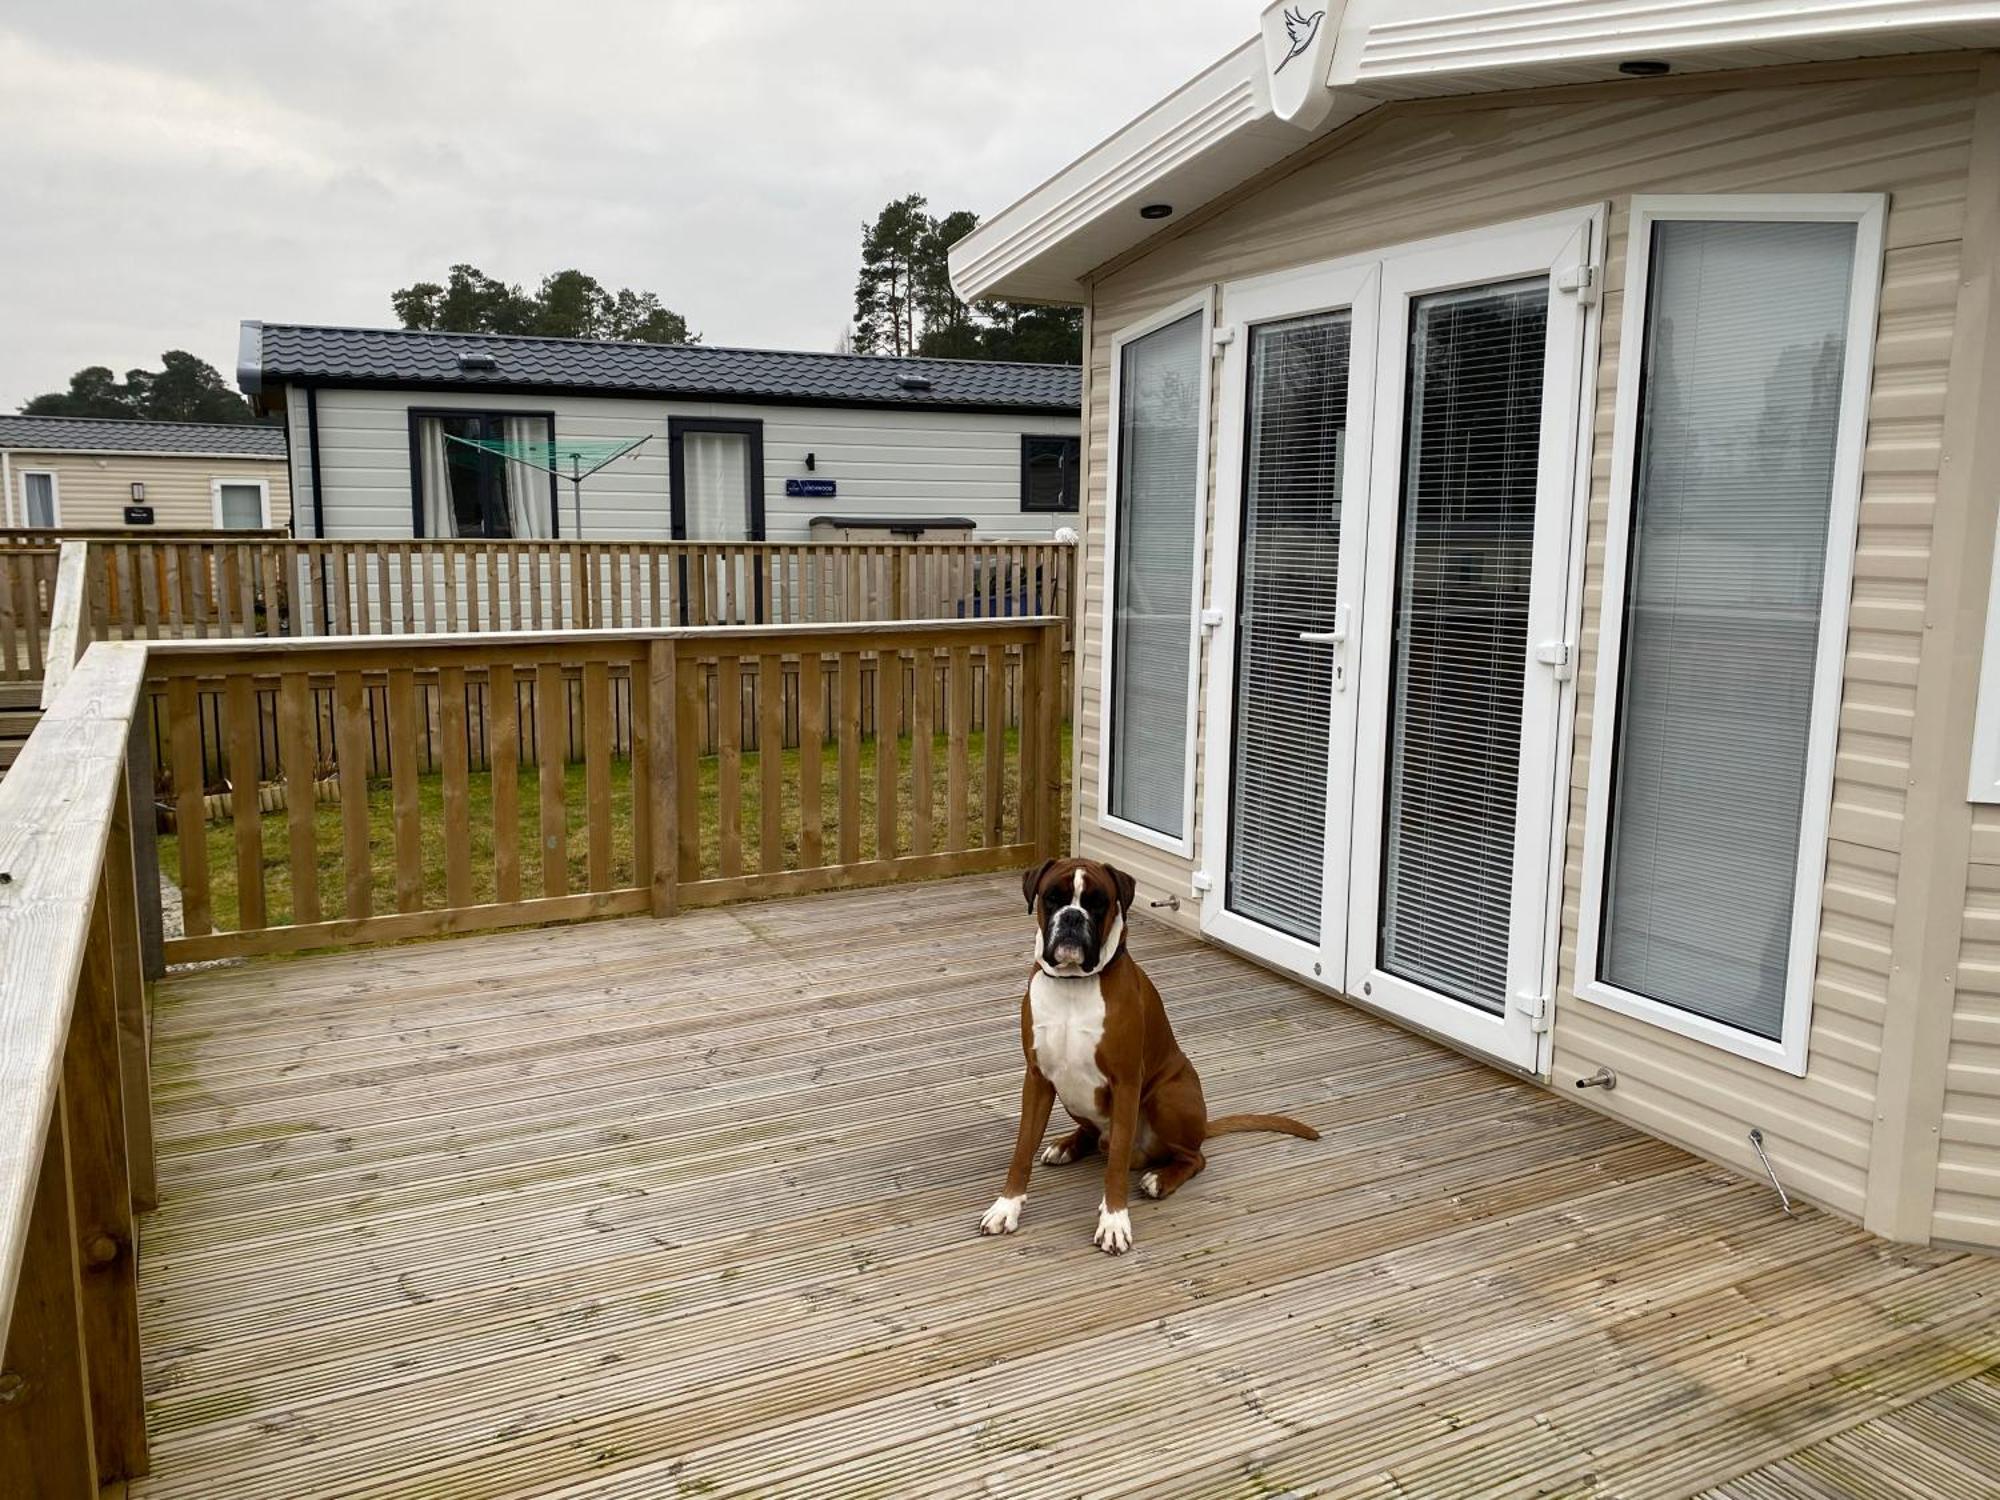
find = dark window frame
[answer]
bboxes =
[667,416,766,540]
[406,407,559,539]
[1020,433,1081,514]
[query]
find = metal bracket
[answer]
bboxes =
[1555,264,1601,306]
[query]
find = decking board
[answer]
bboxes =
[126,876,1997,1497]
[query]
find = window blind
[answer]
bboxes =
[682,430,753,541]
[1108,311,1204,838]
[1381,279,1548,1012]
[1601,218,1856,1040]
[1228,311,1349,940]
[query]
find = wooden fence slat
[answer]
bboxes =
[583,661,613,892]
[103,777,155,1212]
[536,662,567,899]
[984,645,1006,848]
[674,648,701,882]
[758,653,783,874]
[948,645,971,852]
[0,1095,96,1494]
[837,650,861,866]
[440,665,472,910]
[716,655,742,880]
[490,667,521,905]
[277,673,319,926]
[798,651,824,870]
[875,646,900,862]
[334,671,372,921]
[387,669,423,913]
[642,642,672,914]
[911,646,933,857]
[225,674,265,933]
[63,884,146,1482]
[165,676,209,936]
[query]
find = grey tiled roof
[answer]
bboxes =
[242,322,1080,413]
[0,414,286,458]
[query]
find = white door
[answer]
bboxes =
[1201,258,1378,984]
[1201,211,1595,1075]
[1344,215,1594,1072]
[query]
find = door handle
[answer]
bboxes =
[1297,606,1350,648]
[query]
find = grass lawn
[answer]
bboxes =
[163,726,1072,933]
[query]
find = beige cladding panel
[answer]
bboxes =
[1077,62,1984,1233]
[5,450,292,530]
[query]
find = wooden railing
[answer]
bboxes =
[61,536,1076,644]
[0,642,154,1490]
[0,544,57,682]
[2,615,1064,1487]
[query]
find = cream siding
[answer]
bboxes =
[1074,60,1986,1235]
[3,450,291,531]
[1945,832,2000,1245]
[290,386,1077,542]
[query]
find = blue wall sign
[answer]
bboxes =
[785,478,837,498]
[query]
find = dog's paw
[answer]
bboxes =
[978,1195,1023,1236]
[1036,1141,1074,1166]
[1138,1170,1163,1199]
[1093,1202,1133,1255]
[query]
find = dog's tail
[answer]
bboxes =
[1205,1112,1320,1142]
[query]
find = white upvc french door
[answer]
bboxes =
[1200,257,1379,983]
[1199,209,1598,1076]
[1343,213,1596,1073]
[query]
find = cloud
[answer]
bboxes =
[0,1,1247,409]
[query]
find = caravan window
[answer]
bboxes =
[410,410,556,538]
[1580,196,1883,1073]
[1102,301,1208,850]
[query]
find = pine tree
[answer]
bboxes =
[852,194,932,355]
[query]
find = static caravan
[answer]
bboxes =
[236,322,1080,544]
[0,415,290,532]
[952,1,2000,1251]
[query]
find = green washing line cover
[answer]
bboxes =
[443,431,652,480]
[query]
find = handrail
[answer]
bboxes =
[51,534,1078,646]
[0,640,151,1484]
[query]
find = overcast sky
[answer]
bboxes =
[0,1,1248,412]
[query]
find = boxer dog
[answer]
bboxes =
[978,857,1319,1255]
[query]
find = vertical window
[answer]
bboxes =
[1585,199,1881,1068]
[1106,306,1205,844]
[669,418,764,541]
[1381,279,1548,1011]
[1228,310,1349,939]
[1021,434,1080,513]
[22,471,58,528]
[412,411,555,538]
[215,480,267,530]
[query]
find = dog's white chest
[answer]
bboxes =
[1029,971,1108,1126]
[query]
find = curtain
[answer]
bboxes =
[504,417,549,538]
[682,431,750,540]
[1108,311,1203,838]
[24,473,56,528]
[1600,218,1856,1040]
[419,419,454,537]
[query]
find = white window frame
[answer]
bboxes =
[1096,289,1214,858]
[20,468,60,528]
[211,476,272,531]
[1575,192,1887,1076]
[1971,524,2000,800]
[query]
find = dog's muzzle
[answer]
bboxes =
[1045,906,1096,971]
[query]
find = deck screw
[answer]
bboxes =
[0,1372,24,1405]
[84,1233,120,1268]
[0,871,12,884]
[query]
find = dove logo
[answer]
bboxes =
[1260,0,1341,129]
[1274,7,1323,75]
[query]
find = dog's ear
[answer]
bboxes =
[1104,863,1137,916]
[1022,859,1058,912]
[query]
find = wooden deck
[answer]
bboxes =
[126,876,1999,1498]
